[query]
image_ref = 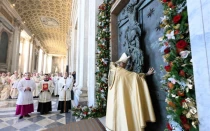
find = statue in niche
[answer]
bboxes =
[121,0,145,73]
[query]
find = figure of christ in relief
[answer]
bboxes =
[120,0,145,73]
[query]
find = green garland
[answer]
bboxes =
[72,0,112,120]
[159,0,199,130]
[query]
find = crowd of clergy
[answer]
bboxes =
[0,71,76,119]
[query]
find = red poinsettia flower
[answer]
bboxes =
[181,99,186,104]
[173,14,182,24]
[179,70,186,77]
[174,30,179,35]
[164,48,170,54]
[164,65,171,72]
[99,4,106,10]
[167,123,173,131]
[168,1,174,8]
[180,115,188,124]
[162,0,169,2]
[176,40,188,49]
[83,112,88,115]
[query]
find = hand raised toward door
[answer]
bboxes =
[146,67,155,76]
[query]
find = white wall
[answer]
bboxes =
[187,0,210,130]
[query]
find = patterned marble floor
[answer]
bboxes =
[0,97,75,131]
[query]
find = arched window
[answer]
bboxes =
[0,32,9,63]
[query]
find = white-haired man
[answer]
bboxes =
[0,72,11,100]
[10,71,20,99]
[33,73,42,98]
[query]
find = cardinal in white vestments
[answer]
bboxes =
[0,73,11,100]
[16,72,35,119]
[57,72,74,113]
[32,73,42,98]
[10,72,21,99]
[37,74,54,114]
[53,73,60,97]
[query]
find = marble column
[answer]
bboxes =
[31,44,36,73]
[23,38,30,73]
[60,56,65,74]
[11,22,21,73]
[187,0,210,130]
[41,51,44,72]
[68,47,71,72]
[46,55,52,73]
[38,49,43,73]
[19,37,24,73]
[70,0,78,73]
[82,0,89,90]
[43,53,47,73]
[6,32,13,72]
[66,48,70,72]
[28,39,34,72]
[87,0,104,106]
[71,27,77,72]
[76,0,89,90]
[35,47,40,73]
[75,0,81,86]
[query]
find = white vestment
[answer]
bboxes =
[0,77,11,100]
[53,76,60,95]
[32,76,42,96]
[38,80,54,103]
[58,77,74,101]
[10,77,21,99]
[16,79,35,105]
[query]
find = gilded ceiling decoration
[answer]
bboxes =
[9,0,72,55]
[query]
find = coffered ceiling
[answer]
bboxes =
[9,0,72,55]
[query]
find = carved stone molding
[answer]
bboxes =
[14,18,21,27]
[0,16,15,33]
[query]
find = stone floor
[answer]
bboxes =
[0,97,76,131]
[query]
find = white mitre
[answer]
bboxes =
[115,53,130,64]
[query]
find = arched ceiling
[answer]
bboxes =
[9,0,72,55]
